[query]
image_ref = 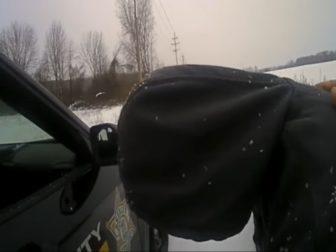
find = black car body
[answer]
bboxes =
[0,54,165,252]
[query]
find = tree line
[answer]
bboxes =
[0,0,158,95]
[0,21,113,84]
[254,50,336,73]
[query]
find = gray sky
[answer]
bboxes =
[0,0,335,69]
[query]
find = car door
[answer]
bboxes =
[0,54,150,251]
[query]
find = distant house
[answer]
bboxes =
[109,58,119,75]
[117,64,135,74]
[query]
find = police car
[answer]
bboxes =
[0,54,167,251]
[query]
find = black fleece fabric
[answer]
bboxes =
[118,65,336,252]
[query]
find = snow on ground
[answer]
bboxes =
[268,60,336,85]
[72,61,336,128]
[70,61,335,251]
[72,105,122,126]
[168,215,256,251]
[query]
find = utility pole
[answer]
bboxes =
[134,0,142,81]
[171,32,179,65]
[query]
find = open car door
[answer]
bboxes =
[0,54,163,251]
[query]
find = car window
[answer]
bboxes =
[0,99,52,144]
[0,97,76,209]
[0,98,75,167]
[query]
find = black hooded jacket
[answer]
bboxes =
[118,65,336,251]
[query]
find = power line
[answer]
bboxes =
[154,0,186,65]
[172,32,179,65]
[177,36,186,64]
[157,0,175,33]
[181,54,185,64]
[153,0,171,40]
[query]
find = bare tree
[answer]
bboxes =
[45,21,67,83]
[67,40,77,82]
[66,40,85,83]
[67,40,86,102]
[116,0,156,75]
[34,52,51,83]
[0,22,37,72]
[109,44,121,76]
[80,31,108,80]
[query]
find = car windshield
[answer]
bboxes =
[1,0,335,251]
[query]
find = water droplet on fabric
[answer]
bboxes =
[305,183,309,189]
[182,173,186,179]
[270,237,274,243]
[258,113,262,117]
[270,79,274,83]
[208,181,212,186]
[248,80,252,84]
[286,236,292,241]
[329,199,334,204]
[144,86,148,90]
[155,115,159,121]
[249,140,254,145]
[294,217,298,222]
[242,147,247,152]
[264,86,268,90]
[330,166,334,174]
[203,165,208,172]
[259,149,264,153]
[330,226,334,233]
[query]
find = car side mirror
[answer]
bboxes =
[90,123,118,166]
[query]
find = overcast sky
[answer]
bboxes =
[0,0,335,69]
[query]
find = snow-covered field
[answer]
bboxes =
[72,105,122,126]
[268,60,336,85]
[69,61,336,251]
[70,60,336,127]
[73,61,336,127]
